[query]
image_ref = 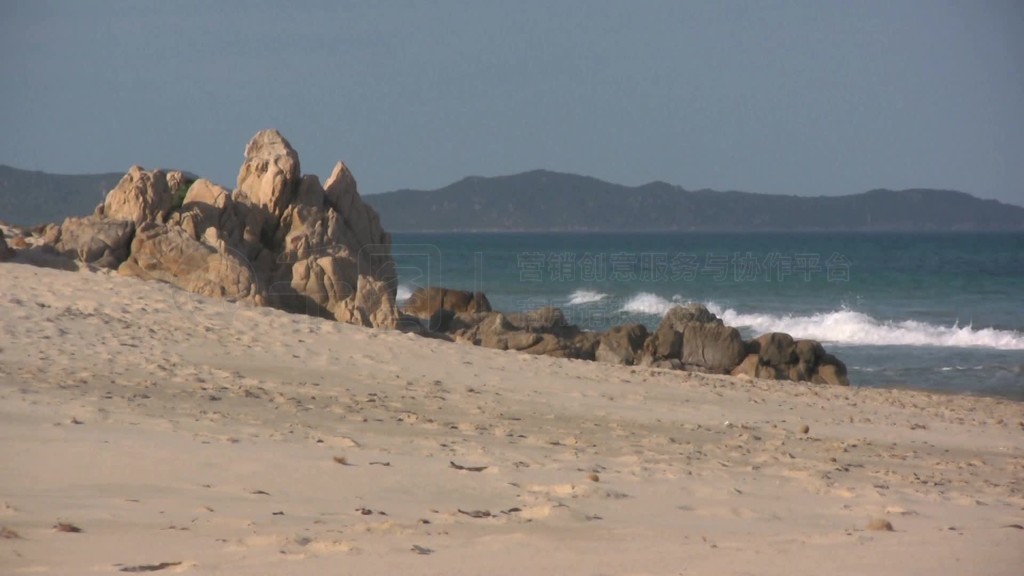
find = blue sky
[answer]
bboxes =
[1,0,1021,204]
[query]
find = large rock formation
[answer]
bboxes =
[34,130,399,328]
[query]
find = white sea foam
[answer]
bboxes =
[703,303,1024,351]
[614,292,1024,350]
[567,290,609,305]
[396,284,414,302]
[618,292,684,316]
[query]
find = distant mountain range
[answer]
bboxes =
[0,165,124,226]
[365,170,1024,232]
[2,164,1022,232]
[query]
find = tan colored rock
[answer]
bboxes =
[18,130,419,332]
[866,518,894,531]
[340,274,399,329]
[281,255,357,319]
[730,353,760,378]
[54,215,134,269]
[102,166,173,225]
[324,162,389,250]
[270,175,399,329]
[119,223,256,300]
[177,179,238,243]
[234,129,301,221]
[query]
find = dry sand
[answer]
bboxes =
[1,262,1022,575]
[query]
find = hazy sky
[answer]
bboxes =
[1,1,1022,203]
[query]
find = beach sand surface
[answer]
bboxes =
[1,262,1022,575]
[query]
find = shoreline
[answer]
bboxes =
[1,262,1022,575]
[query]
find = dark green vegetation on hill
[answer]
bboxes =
[365,170,1024,232]
[2,165,1021,231]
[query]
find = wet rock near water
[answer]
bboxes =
[408,294,850,385]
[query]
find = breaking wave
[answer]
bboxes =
[566,290,609,305]
[614,293,1024,350]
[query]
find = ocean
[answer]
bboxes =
[390,232,1024,400]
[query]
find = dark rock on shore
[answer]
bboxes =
[639,303,744,374]
[596,324,649,365]
[731,331,849,385]
[413,293,850,385]
[404,287,492,318]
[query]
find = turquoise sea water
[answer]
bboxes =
[391,232,1024,400]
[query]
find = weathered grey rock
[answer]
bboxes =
[754,332,797,367]
[679,323,746,373]
[732,336,848,385]
[449,308,597,360]
[640,322,684,365]
[640,304,725,368]
[795,339,824,366]
[102,166,173,225]
[520,331,600,360]
[660,303,723,331]
[53,215,134,269]
[596,324,650,365]
[812,354,850,386]
[505,307,570,332]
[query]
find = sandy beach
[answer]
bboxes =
[1,262,1022,575]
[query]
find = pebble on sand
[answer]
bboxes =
[866,518,894,532]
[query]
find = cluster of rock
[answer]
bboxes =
[17,130,399,328]
[0,128,850,386]
[402,287,850,385]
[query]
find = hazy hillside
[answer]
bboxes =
[0,165,124,226]
[365,170,1024,232]
[2,164,1021,232]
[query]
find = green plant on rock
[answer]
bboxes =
[170,181,193,210]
